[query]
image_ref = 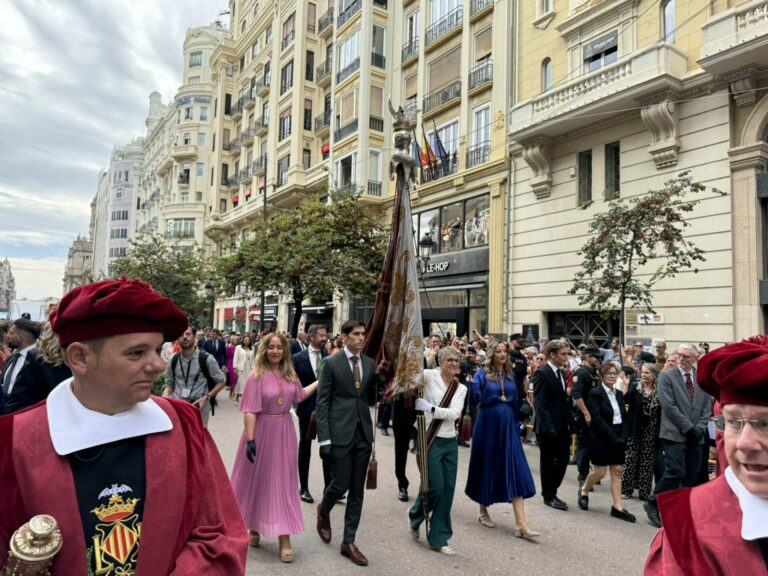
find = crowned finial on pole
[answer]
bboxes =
[388,96,419,183]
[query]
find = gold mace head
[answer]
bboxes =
[7,515,63,570]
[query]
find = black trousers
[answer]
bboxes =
[575,426,591,481]
[538,434,571,501]
[297,412,331,492]
[320,423,372,543]
[377,402,392,431]
[654,438,703,496]
[392,397,417,490]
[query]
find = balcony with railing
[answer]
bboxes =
[402,39,419,64]
[468,59,493,93]
[337,0,361,28]
[337,181,358,195]
[241,128,255,147]
[366,180,383,196]
[369,116,384,132]
[243,92,256,110]
[232,99,243,121]
[422,80,461,116]
[170,144,198,160]
[700,0,768,76]
[425,6,463,49]
[318,8,334,38]
[466,141,491,168]
[316,58,333,86]
[255,75,271,97]
[226,175,240,190]
[374,0,388,8]
[255,117,268,137]
[240,165,254,184]
[421,153,459,184]
[281,30,295,51]
[337,57,360,84]
[371,52,386,69]
[229,135,242,155]
[470,0,493,20]
[334,118,359,142]
[254,154,267,176]
[315,110,332,136]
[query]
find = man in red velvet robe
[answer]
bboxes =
[0,278,248,575]
[644,335,768,575]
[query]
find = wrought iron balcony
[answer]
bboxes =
[177,173,190,185]
[254,154,267,175]
[338,0,360,28]
[468,59,493,91]
[316,58,333,86]
[371,52,386,69]
[226,175,240,189]
[241,128,254,146]
[255,75,271,97]
[369,116,384,132]
[402,39,419,63]
[466,141,490,168]
[470,0,493,19]
[373,0,388,8]
[318,8,334,37]
[281,30,295,50]
[315,110,331,134]
[422,80,461,115]
[334,118,358,142]
[420,153,459,184]
[337,181,358,195]
[337,57,360,84]
[425,6,463,48]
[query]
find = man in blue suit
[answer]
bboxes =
[293,324,332,503]
[202,329,227,370]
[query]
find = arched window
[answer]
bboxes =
[542,58,552,92]
[662,0,675,43]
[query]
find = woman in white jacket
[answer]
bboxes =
[233,334,255,402]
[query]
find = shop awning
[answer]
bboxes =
[321,142,330,154]
[244,187,252,197]
[224,307,234,320]
[232,195,239,204]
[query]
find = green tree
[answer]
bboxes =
[568,171,725,344]
[224,191,388,336]
[111,234,212,326]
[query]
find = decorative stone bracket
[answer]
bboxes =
[521,139,552,199]
[640,99,679,169]
[730,76,757,108]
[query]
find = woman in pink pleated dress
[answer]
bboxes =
[231,332,319,563]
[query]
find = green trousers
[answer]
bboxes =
[408,436,458,548]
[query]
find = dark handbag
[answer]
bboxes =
[307,410,318,440]
[518,398,533,421]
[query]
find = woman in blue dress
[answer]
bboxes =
[465,340,539,538]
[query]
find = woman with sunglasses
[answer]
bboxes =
[578,362,636,522]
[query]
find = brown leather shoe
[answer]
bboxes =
[340,542,368,566]
[316,506,332,543]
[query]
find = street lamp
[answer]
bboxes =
[418,232,435,273]
[204,281,215,329]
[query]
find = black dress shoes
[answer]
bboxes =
[611,506,636,523]
[300,489,314,504]
[543,497,568,511]
[381,428,390,436]
[398,487,409,502]
[340,542,368,566]
[643,501,662,528]
[577,488,588,511]
[317,506,332,543]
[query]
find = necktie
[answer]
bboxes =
[2,352,21,394]
[558,369,566,392]
[351,356,361,390]
[685,373,694,402]
[315,349,323,375]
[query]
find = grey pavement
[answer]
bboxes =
[209,397,656,576]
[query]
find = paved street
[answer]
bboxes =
[209,398,656,576]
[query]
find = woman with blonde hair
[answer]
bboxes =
[464,340,538,537]
[230,332,319,562]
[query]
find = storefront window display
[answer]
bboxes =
[413,194,489,254]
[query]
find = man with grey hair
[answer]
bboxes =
[643,343,712,528]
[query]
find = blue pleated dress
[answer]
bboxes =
[464,368,536,506]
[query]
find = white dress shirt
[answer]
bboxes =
[6,344,36,394]
[547,361,565,391]
[602,383,622,424]
[422,368,467,438]
[725,466,768,540]
[343,346,363,381]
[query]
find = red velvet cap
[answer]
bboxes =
[698,335,768,407]
[50,278,188,346]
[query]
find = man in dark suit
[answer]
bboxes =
[290,331,308,354]
[316,320,380,566]
[202,329,227,369]
[532,338,573,511]
[293,324,331,503]
[644,343,712,528]
[1,319,42,415]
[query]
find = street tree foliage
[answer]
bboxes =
[220,191,388,337]
[568,171,725,344]
[111,234,211,326]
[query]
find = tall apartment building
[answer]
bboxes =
[91,139,144,277]
[203,0,393,332]
[62,235,93,294]
[0,257,16,311]
[507,0,768,346]
[134,22,226,248]
[389,0,510,336]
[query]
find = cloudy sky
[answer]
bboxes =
[0,0,227,300]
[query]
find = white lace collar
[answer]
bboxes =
[724,466,768,540]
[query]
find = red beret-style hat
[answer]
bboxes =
[50,277,188,346]
[698,335,768,407]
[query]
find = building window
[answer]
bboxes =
[184,107,193,121]
[605,142,620,200]
[303,149,312,170]
[279,108,292,140]
[282,12,296,44]
[265,24,272,43]
[251,41,259,58]
[538,0,553,16]
[277,154,290,186]
[474,26,492,64]
[412,194,490,253]
[308,3,316,32]
[583,31,618,73]
[200,107,208,121]
[189,51,203,67]
[662,0,675,43]
[166,218,196,239]
[428,46,460,91]
[430,0,460,24]
[578,149,592,205]
[262,101,270,124]
[542,58,552,92]
[220,198,227,213]
[306,50,315,81]
[280,60,294,94]
[372,24,385,59]
[183,132,191,145]
[304,98,313,130]
[427,119,460,173]
[189,76,200,84]
[197,163,205,177]
[198,132,206,146]
[337,29,361,72]
[407,9,420,45]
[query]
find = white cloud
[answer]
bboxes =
[7,257,68,300]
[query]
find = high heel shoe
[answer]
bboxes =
[513,525,540,539]
[478,511,495,528]
[248,531,260,547]
[279,547,295,563]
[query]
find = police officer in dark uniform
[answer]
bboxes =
[571,346,602,485]
[508,334,529,400]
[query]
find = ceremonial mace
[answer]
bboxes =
[3,516,62,576]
